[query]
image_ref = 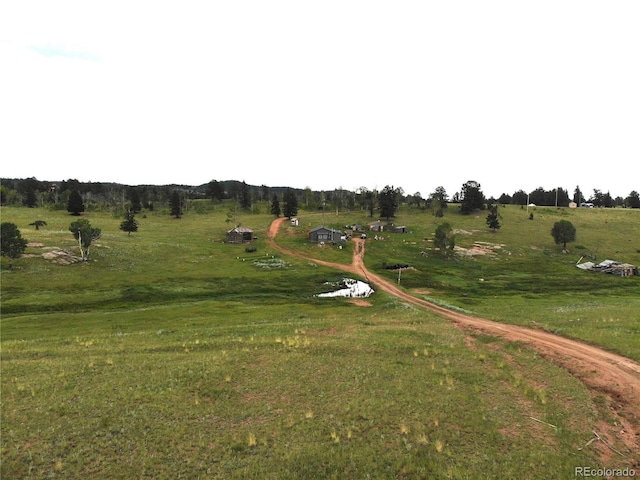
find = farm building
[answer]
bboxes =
[309,226,343,243]
[368,221,385,232]
[368,221,406,233]
[576,259,638,277]
[226,227,254,244]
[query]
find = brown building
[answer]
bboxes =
[226,227,254,244]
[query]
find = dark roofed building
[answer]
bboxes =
[309,226,343,243]
[226,227,254,244]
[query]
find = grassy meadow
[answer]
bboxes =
[281,204,640,362]
[1,202,639,479]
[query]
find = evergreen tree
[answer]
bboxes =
[120,212,139,236]
[428,186,448,218]
[1,222,28,259]
[365,190,376,218]
[239,181,252,210]
[591,189,605,207]
[378,185,399,221]
[170,190,182,218]
[24,189,38,208]
[512,190,527,205]
[357,188,376,217]
[625,191,640,208]
[282,189,298,218]
[573,186,584,205]
[270,193,281,217]
[206,180,225,201]
[260,184,270,201]
[459,181,485,214]
[497,193,512,204]
[67,190,85,215]
[18,177,43,207]
[486,205,501,232]
[128,187,142,213]
[551,220,576,251]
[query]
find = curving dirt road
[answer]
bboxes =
[267,217,640,453]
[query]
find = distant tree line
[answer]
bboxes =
[494,186,638,208]
[2,177,639,212]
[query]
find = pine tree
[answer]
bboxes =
[460,181,485,214]
[67,190,85,215]
[551,220,576,251]
[128,187,142,213]
[1,222,28,259]
[378,185,399,221]
[239,181,252,210]
[120,213,139,236]
[282,189,298,218]
[169,190,182,218]
[486,205,501,232]
[270,193,281,217]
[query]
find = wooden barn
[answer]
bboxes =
[226,227,254,244]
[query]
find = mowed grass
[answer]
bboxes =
[1,203,639,478]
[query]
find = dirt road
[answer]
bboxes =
[267,217,640,453]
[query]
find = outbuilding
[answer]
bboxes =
[309,226,343,243]
[369,221,385,232]
[226,227,254,244]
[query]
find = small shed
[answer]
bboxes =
[309,226,343,243]
[226,227,254,244]
[369,221,385,232]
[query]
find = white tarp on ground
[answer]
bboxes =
[317,278,374,298]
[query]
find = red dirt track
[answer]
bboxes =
[267,217,640,454]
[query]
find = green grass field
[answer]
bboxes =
[2,203,639,478]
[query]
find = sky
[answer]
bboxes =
[1,1,639,200]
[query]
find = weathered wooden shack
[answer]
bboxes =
[226,227,254,244]
[368,221,385,232]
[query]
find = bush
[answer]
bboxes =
[245,246,257,253]
[384,263,411,270]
